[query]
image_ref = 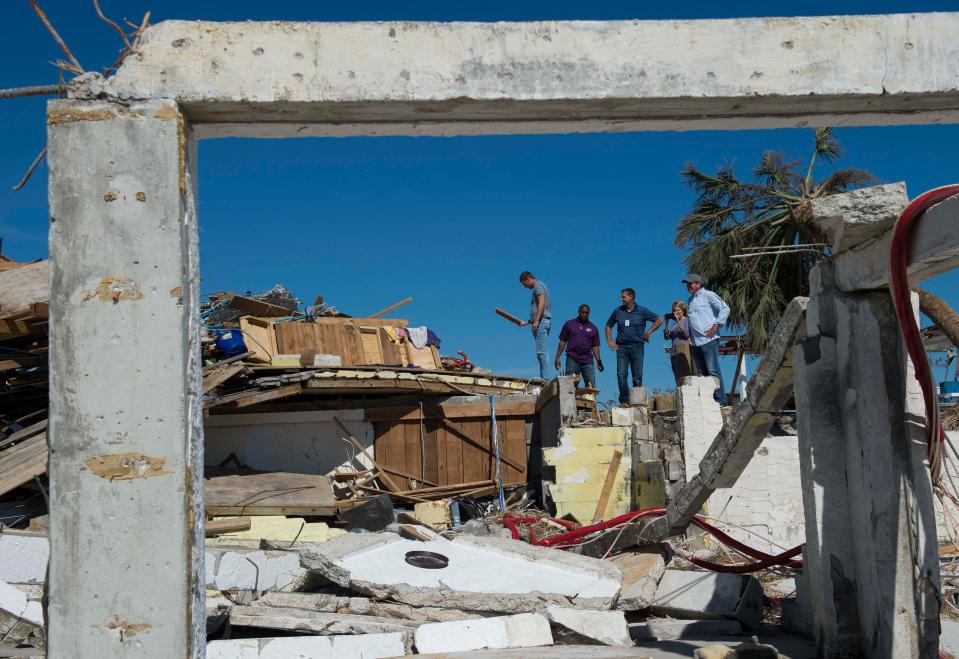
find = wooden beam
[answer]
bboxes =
[202,362,246,394]
[495,308,524,325]
[205,517,252,536]
[365,399,535,421]
[369,297,413,319]
[593,450,623,523]
[228,384,302,408]
[332,416,404,493]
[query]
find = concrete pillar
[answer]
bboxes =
[47,100,203,656]
[794,264,940,658]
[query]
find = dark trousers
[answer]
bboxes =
[615,342,645,404]
[564,356,596,388]
[691,339,728,404]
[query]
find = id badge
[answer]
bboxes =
[624,319,630,327]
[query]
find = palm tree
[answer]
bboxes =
[674,128,875,351]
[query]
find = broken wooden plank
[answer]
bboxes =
[332,417,403,493]
[229,384,302,408]
[202,362,246,394]
[205,517,252,536]
[495,308,524,325]
[205,471,336,516]
[593,450,623,522]
[0,419,47,451]
[369,296,413,319]
[0,433,48,497]
[223,293,291,317]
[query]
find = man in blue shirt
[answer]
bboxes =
[684,274,731,405]
[605,288,663,405]
[518,271,552,380]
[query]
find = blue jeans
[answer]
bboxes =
[565,357,596,388]
[692,339,728,404]
[533,318,552,380]
[615,342,645,404]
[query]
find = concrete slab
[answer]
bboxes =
[611,547,668,611]
[207,633,406,658]
[629,619,742,641]
[206,547,306,591]
[414,613,553,653]
[253,592,481,622]
[545,606,632,645]
[0,533,48,584]
[651,570,763,631]
[809,182,908,253]
[0,578,44,647]
[229,604,417,638]
[300,532,622,612]
[415,649,651,658]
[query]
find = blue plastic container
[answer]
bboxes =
[215,330,248,358]
[940,381,959,396]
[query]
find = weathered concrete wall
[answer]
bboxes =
[204,410,373,474]
[794,263,940,658]
[679,378,805,554]
[72,14,959,136]
[47,99,204,657]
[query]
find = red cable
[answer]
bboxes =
[889,185,959,483]
[502,508,803,572]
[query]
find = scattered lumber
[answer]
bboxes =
[369,296,413,319]
[205,516,252,536]
[204,470,336,517]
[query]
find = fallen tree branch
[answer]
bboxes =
[27,0,84,72]
[0,84,61,100]
[916,287,959,349]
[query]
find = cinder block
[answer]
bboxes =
[414,613,553,653]
[632,424,653,441]
[610,407,634,426]
[545,606,631,645]
[630,387,649,405]
[667,459,685,481]
[634,441,659,461]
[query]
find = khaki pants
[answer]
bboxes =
[671,342,697,386]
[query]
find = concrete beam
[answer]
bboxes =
[47,100,203,656]
[71,14,959,137]
[833,192,959,291]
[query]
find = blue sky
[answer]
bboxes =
[2,1,958,400]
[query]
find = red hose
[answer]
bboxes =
[502,508,803,572]
[889,185,959,483]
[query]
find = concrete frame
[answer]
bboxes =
[46,13,959,658]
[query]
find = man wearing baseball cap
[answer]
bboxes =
[683,274,731,405]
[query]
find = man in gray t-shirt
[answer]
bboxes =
[518,271,552,380]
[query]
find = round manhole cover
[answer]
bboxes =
[404,550,449,569]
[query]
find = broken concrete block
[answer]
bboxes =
[300,532,623,613]
[414,613,553,653]
[652,569,763,630]
[207,632,406,659]
[0,533,48,584]
[629,618,742,641]
[610,407,634,426]
[809,182,908,253]
[254,592,481,622]
[632,423,652,441]
[611,546,668,610]
[0,578,44,648]
[633,441,658,462]
[544,426,632,521]
[545,606,631,645]
[206,548,306,591]
[229,604,417,640]
[630,387,649,405]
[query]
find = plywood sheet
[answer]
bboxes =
[205,471,336,516]
[239,317,277,363]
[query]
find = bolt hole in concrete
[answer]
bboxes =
[404,550,449,569]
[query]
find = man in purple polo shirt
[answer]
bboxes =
[554,304,604,388]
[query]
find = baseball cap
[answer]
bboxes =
[682,274,703,284]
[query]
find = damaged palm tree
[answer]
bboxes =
[675,128,874,350]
